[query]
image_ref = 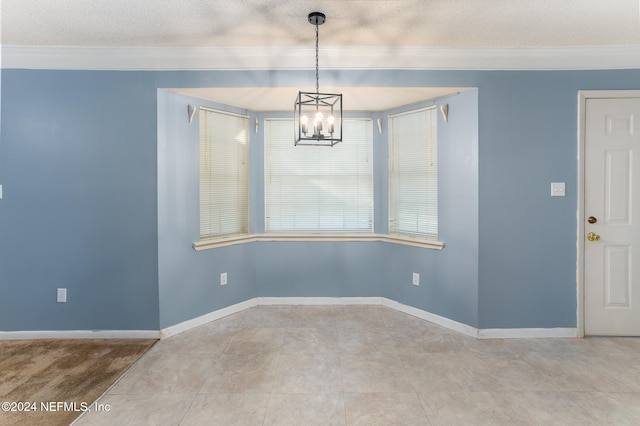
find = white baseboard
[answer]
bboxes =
[1,297,578,341]
[477,327,578,339]
[257,296,384,306]
[159,297,578,340]
[160,297,384,339]
[381,298,577,339]
[0,330,160,341]
[381,298,479,338]
[159,298,258,339]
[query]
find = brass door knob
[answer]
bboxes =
[588,216,597,224]
[587,232,601,241]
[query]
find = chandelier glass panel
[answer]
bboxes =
[294,12,343,147]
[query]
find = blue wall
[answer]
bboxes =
[0,71,159,330]
[2,67,640,332]
[475,70,638,328]
[157,91,258,328]
[379,90,479,326]
[157,92,477,327]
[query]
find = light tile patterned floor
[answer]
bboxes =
[74,305,640,425]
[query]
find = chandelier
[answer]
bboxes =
[294,12,343,146]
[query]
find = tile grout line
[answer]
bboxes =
[261,326,286,425]
[176,393,201,426]
[336,320,349,425]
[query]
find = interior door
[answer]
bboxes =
[584,97,640,336]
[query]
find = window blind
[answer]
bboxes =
[265,118,373,233]
[389,106,438,240]
[199,107,249,240]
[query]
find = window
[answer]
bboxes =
[389,106,438,240]
[265,118,373,233]
[199,107,249,240]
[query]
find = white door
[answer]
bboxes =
[584,97,640,336]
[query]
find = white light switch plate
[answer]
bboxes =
[57,288,67,303]
[551,182,565,197]
[0,184,3,199]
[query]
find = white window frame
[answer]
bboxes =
[193,108,444,252]
[197,107,250,243]
[264,117,374,235]
[388,106,439,242]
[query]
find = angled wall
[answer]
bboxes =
[157,90,258,329]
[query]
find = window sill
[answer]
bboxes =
[193,233,444,251]
[379,234,445,250]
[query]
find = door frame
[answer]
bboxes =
[577,90,640,337]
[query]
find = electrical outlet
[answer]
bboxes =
[57,288,67,303]
[220,272,227,286]
[412,273,420,286]
[551,182,565,197]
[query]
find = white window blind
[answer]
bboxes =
[265,118,373,233]
[389,106,438,240]
[199,107,249,240]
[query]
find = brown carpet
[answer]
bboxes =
[0,338,156,426]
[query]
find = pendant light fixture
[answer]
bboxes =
[294,12,343,146]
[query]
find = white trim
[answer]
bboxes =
[158,296,578,340]
[193,234,256,250]
[383,299,577,339]
[0,297,579,341]
[193,233,444,251]
[159,298,258,339]
[576,90,640,338]
[478,328,577,339]
[4,45,640,71]
[381,298,478,338]
[0,330,159,341]
[257,297,384,306]
[577,91,588,338]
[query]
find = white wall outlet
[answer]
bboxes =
[57,288,67,303]
[551,182,565,197]
[220,272,228,286]
[412,273,420,286]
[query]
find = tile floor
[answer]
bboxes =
[74,305,640,425]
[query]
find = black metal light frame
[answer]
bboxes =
[294,91,342,146]
[294,12,343,147]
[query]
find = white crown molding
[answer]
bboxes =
[3,45,640,71]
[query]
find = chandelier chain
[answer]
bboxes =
[294,12,342,146]
[315,23,319,93]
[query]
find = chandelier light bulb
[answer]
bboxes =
[328,115,335,133]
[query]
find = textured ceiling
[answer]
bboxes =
[3,0,640,48]
[166,87,472,111]
[3,1,638,111]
